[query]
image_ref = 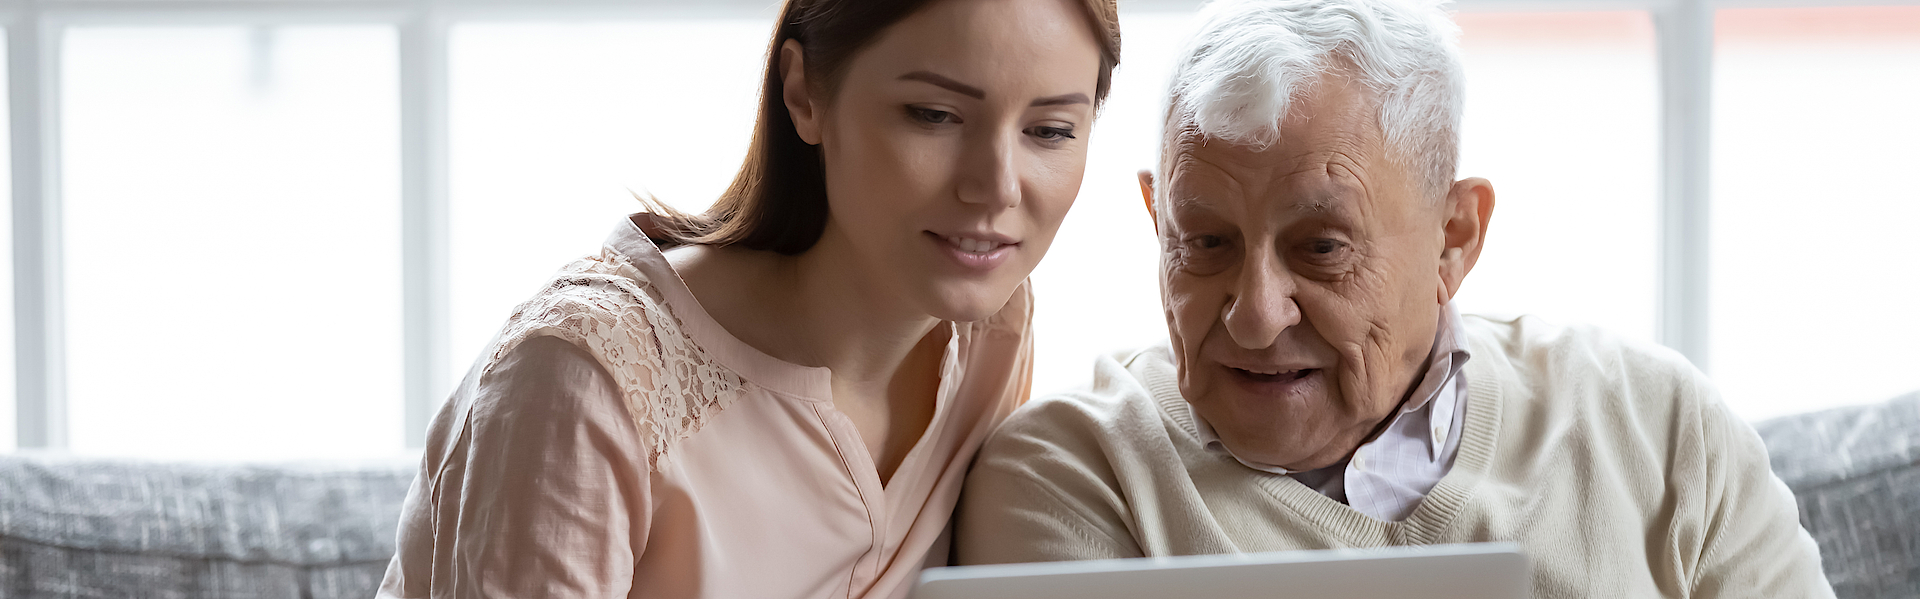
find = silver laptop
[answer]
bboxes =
[912,543,1529,599]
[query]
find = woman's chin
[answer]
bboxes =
[920,280,1020,323]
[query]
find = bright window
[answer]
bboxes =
[0,30,10,452]
[61,26,404,459]
[1451,12,1661,345]
[1710,6,1920,420]
[1026,11,1193,396]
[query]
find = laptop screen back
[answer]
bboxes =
[912,543,1529,599]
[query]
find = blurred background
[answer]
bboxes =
[2,0,1915,459]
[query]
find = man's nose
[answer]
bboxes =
[1222,249,1301,349]
[956,128,1020,208]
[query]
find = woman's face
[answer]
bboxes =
[787,0,1103,322]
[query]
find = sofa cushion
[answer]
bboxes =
[1756,391,1920,599]
[0,454,414,599]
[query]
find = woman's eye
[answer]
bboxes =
[1026,125,1077,141]
[907,107,957,125]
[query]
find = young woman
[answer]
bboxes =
[377,0,1120,597]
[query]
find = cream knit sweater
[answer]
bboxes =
[954,315,1834,598]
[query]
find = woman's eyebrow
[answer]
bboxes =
[900,71,984,99]
[900,70,1089,107]
[1031,93,1089,107]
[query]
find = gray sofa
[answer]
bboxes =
[0,458,414,599]
[1754,391,1920,597]
[3,392,1916,598]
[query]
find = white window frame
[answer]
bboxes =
[8,0,1912,449]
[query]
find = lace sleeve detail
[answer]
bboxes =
[484,247,747,469]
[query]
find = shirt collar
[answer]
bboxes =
[1191,302,1473,474]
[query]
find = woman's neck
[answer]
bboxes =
[670,233,942,388]
[787,233,945,385]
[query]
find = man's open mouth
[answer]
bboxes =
[1232,367,1317,383]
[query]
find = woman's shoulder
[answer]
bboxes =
[479,246,750,468]
[487,246,669,374]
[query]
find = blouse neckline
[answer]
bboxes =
[605,215,837,401]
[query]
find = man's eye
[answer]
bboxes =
[1173,234,1234,276]
[1298,239,1353,267]
[907,107,957,125]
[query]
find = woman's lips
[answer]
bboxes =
[928,231,1017,272]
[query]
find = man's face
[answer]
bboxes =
[1156,73,1457,471]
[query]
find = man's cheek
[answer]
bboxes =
[1295,290,1375,406]
[1165,298,1198,350]
[1325,268,1400,352]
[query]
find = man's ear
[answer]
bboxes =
[779,39,823,145]
[1138,169,1158,234]
[1437,177,1495,304]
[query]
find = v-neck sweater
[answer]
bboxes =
[380,215,1034,599]
[953,314,1833,598]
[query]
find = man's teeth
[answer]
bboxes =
[945,235,1004,254]
[1241,367,1309,378]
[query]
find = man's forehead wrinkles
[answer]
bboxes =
[1319,125,1378,151]
[1268,153,1352,215]
[1318,150,1385,223]
[1165,165,1239,225]
[1167,142,1365,224]
[1169,190,1244,228]
[1169,192,1216,212]
[1170,152,1254,204]
[1292,192,1338,215]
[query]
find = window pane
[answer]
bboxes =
[1027,11,1192,396]
[0,29,11,452]
[63,26,403,459]
[1450,12,1660,345]
[1711,7,1920,420]
[447,20,769,390]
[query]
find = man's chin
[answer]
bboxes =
[1216,431,1338,471]
[1252,429,1366,470]
[1201,394,1360,471]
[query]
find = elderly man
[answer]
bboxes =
[952,0,1833,596]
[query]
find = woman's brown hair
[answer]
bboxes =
[639,0,1122,255]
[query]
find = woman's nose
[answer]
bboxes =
[956,128,1020,208]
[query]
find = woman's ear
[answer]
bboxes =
[1437,177,1495,304]
[779,39,823,145]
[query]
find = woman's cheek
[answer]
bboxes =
[1023,160,1077,222]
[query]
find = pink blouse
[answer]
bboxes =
[378,215,1033,599]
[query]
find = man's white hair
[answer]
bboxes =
[1162,0,1464,199]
